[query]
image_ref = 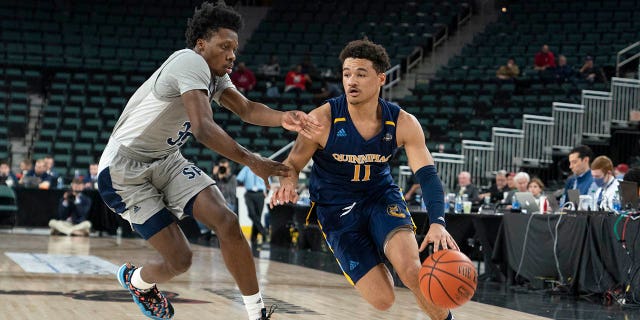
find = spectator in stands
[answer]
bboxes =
[230,62,256,93]
[260,55,282,98]
[615,163,629,180]
[496,57,520,80]
[590,155,619,211]
[237,156,269,245]
[300,53,319,79]
[579,56,597,83]
[284,64,311,93]
[506,171,516,190]
[0,161,17,188]
[49,178,92,236]
[83,163,99,190]
[454,171,480,203]
[259,54,281,77]
[480,170,510,203]
[23,158,55,189]
[506,171,530,203]
[213,158,238,213]
[562,145,594,203]
[314,80,343,102]
[534,44,556,71]
[16,158,32,180]
[44,154,58,180]
[554,55,575,83]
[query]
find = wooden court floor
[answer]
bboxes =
[0,232,550,320]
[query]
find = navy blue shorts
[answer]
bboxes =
[313,187,415,285]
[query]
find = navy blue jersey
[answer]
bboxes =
[309,95,401,205]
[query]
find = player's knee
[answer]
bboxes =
[168,249,193,274]
[215,210,242,237]
[396,264,421,290]
[370,295,394,311]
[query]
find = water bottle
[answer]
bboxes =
[539,195,547,214]
[454,195,463,214]
[612,191,622,211]
[512,195,520,210]
[57,176,64,189]
[590,189,597,211]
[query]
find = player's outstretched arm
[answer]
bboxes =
[219,88,322,139]
[397,110,459,253]
[271,104,330,207]
[182,89,290,182]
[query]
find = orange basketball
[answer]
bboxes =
[418,249,477,309]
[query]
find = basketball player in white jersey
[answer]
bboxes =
[97,3,319,319]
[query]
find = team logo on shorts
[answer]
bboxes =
[387,204,406,218]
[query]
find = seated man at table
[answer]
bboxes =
[561,145,594,205]
[590,156,619,211]
[480,170,510,203]
[21,159,55,189]
[506,172,530,208]
[49,178,92,236]
[454,171,480,203]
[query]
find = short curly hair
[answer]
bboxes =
[185,2,243,48]
[339,39,391,74]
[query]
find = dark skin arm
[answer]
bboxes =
[219,87,321,139]
[182,89,290,184]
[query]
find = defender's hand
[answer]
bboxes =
[281,111,322,139]
[419,224,459,253]
[249,157,290,189]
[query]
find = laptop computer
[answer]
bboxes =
[567,189,581,210]
[546,194,560,213]
[515,192,541,214]
[619,180,638,210]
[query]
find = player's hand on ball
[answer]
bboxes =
[419,224,459,253]
[281,110,322,139]
[270,180,298,208]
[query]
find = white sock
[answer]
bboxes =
[131,267,155,290]
[242,291,264,320]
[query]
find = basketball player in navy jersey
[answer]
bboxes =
[97,3,319,320]
[271,39,458,319]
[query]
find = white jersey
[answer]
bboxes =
[99,49,235,171]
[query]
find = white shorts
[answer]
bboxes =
[98,144,214,238]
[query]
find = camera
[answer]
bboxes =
[67,193,76,203]
[218,166,227,174]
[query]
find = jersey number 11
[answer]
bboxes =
[352,164,371,182]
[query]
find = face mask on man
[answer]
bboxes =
[594,176,607,187]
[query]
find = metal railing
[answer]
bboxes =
[611,77,640,126]
[521,115,554,167]
[492,127,523,173]
[406,47,424,73]
[431,24,448,57]
[551,102,584,154]
[461,140,494,187]
[432,152,465,193]
[397,165,413,192]
[616,41,640,77]
[581,90,612,140]
[381,64,401,100]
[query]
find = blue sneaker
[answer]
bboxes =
[117,263,174,319]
